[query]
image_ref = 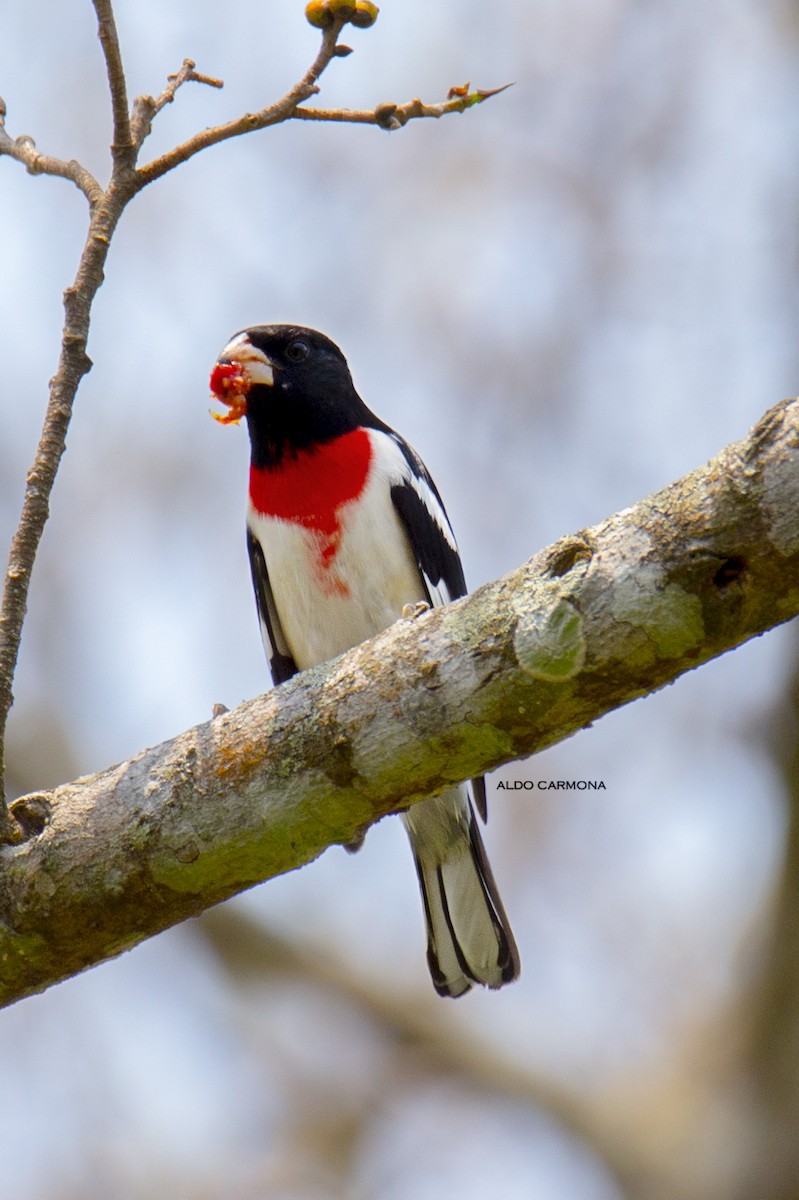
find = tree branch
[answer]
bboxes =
[2,396,798,1008]
[737,642,799,1198]
[130,59,224,148]
[0,200,127,822]
[200,905,634,1195]
[0,100,102,205]
[92,0,134,167]
[293,83,514,130]
[134,18,347,187]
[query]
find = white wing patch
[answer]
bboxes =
[385,433,459,553]
[378,431,466,610]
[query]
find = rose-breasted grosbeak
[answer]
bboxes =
[210,325,519,997]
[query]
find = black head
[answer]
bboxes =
[212,325,378,469]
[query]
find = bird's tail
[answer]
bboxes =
[403,786,519,998]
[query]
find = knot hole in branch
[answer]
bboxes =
[546,536,593,578]
[8,792,52,840]
[713,555,748,589]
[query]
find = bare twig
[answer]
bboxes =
[0,102,102,205]
[293,82,514,130]
[0,0,149,833]
[130,59,224,148]
[135,17,347,186]
[92,0,134,166]
[0,200,125,826]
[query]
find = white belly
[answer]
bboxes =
[248,473,425,670]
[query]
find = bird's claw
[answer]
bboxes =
[402,600,430,620]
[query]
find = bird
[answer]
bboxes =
[209,324,519,997]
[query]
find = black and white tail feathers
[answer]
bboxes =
[403,787,520,998]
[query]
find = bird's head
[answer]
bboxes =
[210,325,358,426]
[210,325,376,467]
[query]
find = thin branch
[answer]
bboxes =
[2,395,799,1005]
[92,0,134,167]
[200,906,634,1196]
[130,59,224,148]
[736,643,799,1197]
[293,83,514,130]
[0,102,102,206]
[134,18,347,187]
[0,200,125,825]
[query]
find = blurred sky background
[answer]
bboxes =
[2,1,799,1197]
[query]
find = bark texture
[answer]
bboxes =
[1,397,798,1008]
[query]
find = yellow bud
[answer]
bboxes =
[350,1,379,26]
[305,0,334,28]
[328,0,357,17]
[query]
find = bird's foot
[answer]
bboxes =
[402,600,430,620]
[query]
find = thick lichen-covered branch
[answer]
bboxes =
[1,396,798,1008]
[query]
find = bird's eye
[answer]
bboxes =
[285,339,310,363]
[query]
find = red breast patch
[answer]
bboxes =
[249,429,373,580]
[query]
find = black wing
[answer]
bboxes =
[246,527,298,686]
[388,437,466,606]
[388,435,488,821]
